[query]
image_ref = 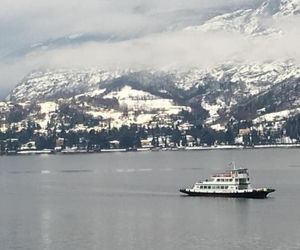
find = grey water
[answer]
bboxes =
[0,149,300,250]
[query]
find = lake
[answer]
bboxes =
[1,149,300,250]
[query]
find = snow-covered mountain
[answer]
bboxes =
[8,69,127,102]
[185,0,300,36]
[4,0,300,130]
[7,61,300,127]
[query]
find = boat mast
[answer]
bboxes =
[229,161,236,170]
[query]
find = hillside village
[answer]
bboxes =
[1,97,300,155]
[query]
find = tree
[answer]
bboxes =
[200,129,216,146]
[171,128,181,146]
[225,127,235,144]
[6,106,27,123]
[181,135,187,146]
[35,135,55,149]
[119,126,135,148]
[251,129,260,145]
[88,129,109,149]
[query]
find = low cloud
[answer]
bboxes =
[31,31,248,69]
[0,0,259,52]
[2,0,300,97]
[2,22,300,89]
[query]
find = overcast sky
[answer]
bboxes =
[1,0,299,98]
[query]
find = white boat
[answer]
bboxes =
[180,164,275,199]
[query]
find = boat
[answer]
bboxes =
[180,164,275,199]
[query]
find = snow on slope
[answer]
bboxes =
[40,102,57,114]
[173,62,300,93]
[201,97,226,123]
[229,62,300,94]
[8,69,125,101]
[36,102,58,129]
[274,0,300,17]
[87,108,157,128]
[104,85,187,113]
[9,62,300,102]
[7,61,300,128]
[83,85,190,128]
[185,0,300,36]
[253,108,300,123]
[190,62,300,124]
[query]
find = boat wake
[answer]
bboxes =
[115,168,153,173]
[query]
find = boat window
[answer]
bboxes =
[239,178,247,184]
[217,179,220,182]
[208,186,211,189]
[204,186,207,189]
[200,186,203,189]
[216,186,219,189]
[221,186,224,189]
[225,186,228,189]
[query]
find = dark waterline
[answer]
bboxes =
[1,149,300,250]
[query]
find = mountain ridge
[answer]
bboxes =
[3,0,300,132]
[6,61,300,126]
[185,0,300,36]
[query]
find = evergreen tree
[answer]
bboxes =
[119,126,135,148]
[225,127,235,144]
[171,128,181,146]
[200,129,215,146]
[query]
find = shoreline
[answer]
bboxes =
[1,143,300,156]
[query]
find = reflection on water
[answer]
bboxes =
[288,164,300,168]
[1,149,300,250]
[4,169,94,175]
[40,206,52,250]
[59,169,93,173]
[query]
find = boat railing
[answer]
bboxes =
[212,173,232,177]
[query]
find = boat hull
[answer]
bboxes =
[179,188,275,199]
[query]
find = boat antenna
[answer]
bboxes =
[229,161,236,170]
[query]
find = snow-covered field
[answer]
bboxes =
[253,108,300,124]
[104,85,187,113]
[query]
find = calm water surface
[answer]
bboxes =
[1,149,300,250]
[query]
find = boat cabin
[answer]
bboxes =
[193,168,251,191]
